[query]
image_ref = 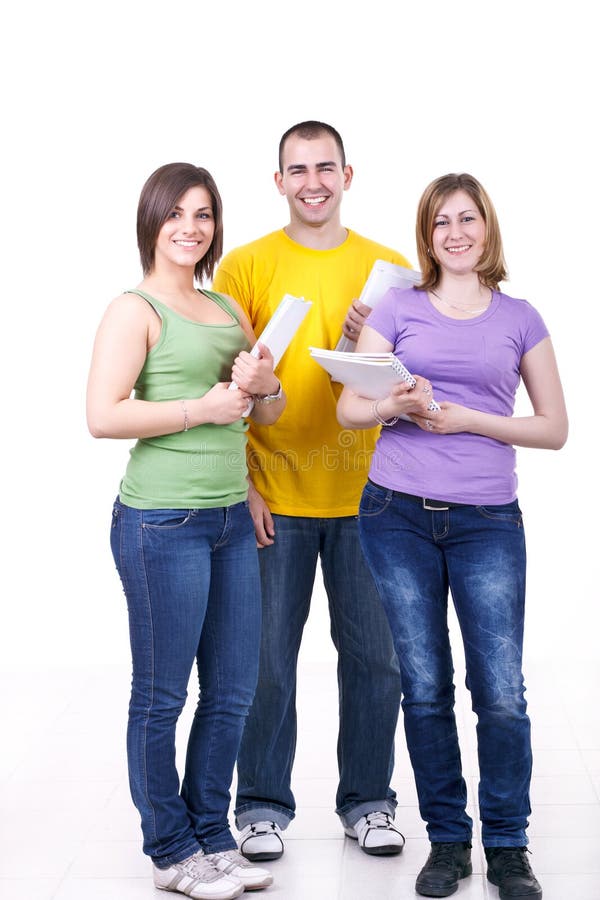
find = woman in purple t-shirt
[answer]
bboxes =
[337,173,567,900]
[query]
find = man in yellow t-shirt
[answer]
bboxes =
[213,121,410,860]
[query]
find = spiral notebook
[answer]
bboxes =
[309,348,440,410]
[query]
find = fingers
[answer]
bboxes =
[343,299,371,339]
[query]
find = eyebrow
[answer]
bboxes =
[436,208,478,217]
[286,161,339,173]
[172,204,211,212]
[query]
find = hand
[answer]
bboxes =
[201,382,253,424]
[342,299,371,342]
[376,375,436,420]
[231,344,280,396]
[247,480,275,547]
[411,401,472,434]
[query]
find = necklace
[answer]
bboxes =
[430,288,491,315]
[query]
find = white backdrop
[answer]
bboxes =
[1,0,596,670]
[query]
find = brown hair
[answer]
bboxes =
[137,163,223,282]
[416,173,507,291]
[278,120,346,172]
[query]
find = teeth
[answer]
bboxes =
[447,245,470,253]
[174,240,199,247]
[302,196,327,205]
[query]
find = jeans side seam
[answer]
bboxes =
[138,511,159,848]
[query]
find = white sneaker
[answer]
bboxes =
[344,811,405,856]
[238,821,284,861]
[153,850,244,899]
[206,849,273,890]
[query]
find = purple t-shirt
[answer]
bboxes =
[366,287,549,504]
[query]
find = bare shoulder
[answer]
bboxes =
[101,291,157,326]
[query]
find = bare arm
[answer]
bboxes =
[411,337,568,450]
[86,293,253,439]
[336,325,434,428]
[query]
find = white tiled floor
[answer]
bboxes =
[1,654,599,899]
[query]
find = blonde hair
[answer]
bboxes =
[416,173,507,291]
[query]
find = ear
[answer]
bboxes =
[343,165,354,191]
[274,171,285,195]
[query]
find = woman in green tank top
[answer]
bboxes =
[87,163,285,899]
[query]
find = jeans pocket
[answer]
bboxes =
[141,509,194,530]
[476,500,522,526]
[359,481,392,518]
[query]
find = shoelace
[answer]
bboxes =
[489,848,533,877]
[365,812,395,830]
[250,821,277,835]
[180,851,221,882]
[212,849,252,870]
[428,843,466,868]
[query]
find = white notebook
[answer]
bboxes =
[336,260,422,352]
[231,293,312,413]
[309,348,440,410]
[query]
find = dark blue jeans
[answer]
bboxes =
[111,499,261,865]
[359,481,532,847]
[235,514,401,830]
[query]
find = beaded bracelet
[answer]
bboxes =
[180,399,190,432]
[372,399,398,427]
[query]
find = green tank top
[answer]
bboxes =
[118,289,251,509]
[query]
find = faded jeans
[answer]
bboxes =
[359,481,532,847]
[111,499,261,865]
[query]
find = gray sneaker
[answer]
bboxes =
[153,850,244,900]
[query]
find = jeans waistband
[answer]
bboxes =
[367,479,469,510]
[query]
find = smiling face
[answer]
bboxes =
[275,133,353,231]
[430,189,486,277]
[154,185,215,272]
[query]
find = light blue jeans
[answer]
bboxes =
[359,481,532,847]
[234,514,402,830]
[111,499,261,865]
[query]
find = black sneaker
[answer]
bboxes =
[485,847,542,899]
[415,842,472,897]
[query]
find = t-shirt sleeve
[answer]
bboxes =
[521,300,550,355]
[212,252,252,318]
[364,287,404,343]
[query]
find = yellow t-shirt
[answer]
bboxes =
[212,229,411,517]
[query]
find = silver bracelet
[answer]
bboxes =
[372,399,398,427]
[181,399,190,432]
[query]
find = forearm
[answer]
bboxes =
[462,407,568,450]
[249,391,286,425]
[337,390,383,429]
[88,395,217,439]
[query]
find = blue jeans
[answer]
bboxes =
[358,482,532,847]
[235,514,401,830]
[110,499,261,865]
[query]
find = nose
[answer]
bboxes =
[305,168,323,191]
[448,217,464,240]
[181,215,198,234]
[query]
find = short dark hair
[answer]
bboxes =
[416,172,508,291]
[278,120,346,172]
[137,162,223,282]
